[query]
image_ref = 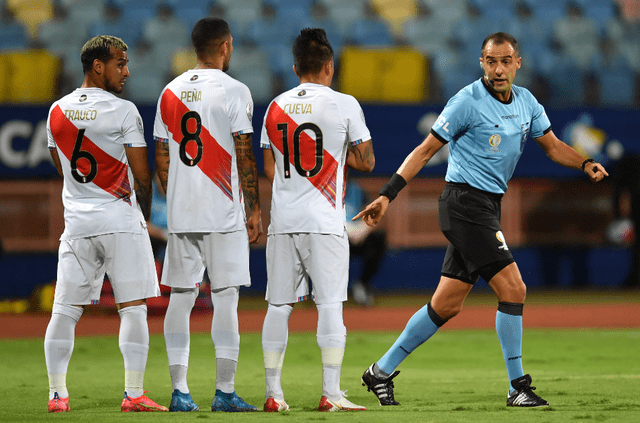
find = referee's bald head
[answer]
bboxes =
[481,32,519,57]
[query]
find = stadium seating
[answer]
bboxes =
[86,3,142,46]
[0,0,634,107]
[142,4,190,58]
[172,5,209,30]
[440,67,481,100]
[371,0,417,34]
[403,14,453,56]
[6,0,53,38]
[223,0,262,37]
[598,69,636,106]
[245,5,295,47]
[2,50,60,103]
[0,54,9,101]
[348,18,395,47]
[339,47,428,103]
[126,73,166,104]
[228,66,273,104]
[0,19,29,51]
[326,2,365,36]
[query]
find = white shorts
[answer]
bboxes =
[54,229,160,305]
[162,230,251,290]
[265,231,349,305]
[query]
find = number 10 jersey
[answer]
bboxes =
[47,88,147,240]
[153,69,254,233]
[261,82,371,236]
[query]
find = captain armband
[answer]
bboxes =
[379,173,407,202]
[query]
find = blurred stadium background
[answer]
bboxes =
[1,0,639,313]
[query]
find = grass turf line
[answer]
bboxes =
[2,329,638,422]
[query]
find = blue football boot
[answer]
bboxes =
[169,389,199,412]
[211,390,258,412]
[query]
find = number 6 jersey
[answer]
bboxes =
[153,69,254,233]
[261,82,371,236]
[47,87,147,240]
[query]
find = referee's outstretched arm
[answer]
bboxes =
[352,133,444,227]
[534,130,608,182]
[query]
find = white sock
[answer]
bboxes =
[164,288,197,393]
[262,304,293,400]
[44,304,83,400]
[169,365,189,394]
[118,304,149,399]
[216,358,238,394]
[211,287,240,393]
[316,302,346,401]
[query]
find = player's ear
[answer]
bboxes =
[93,58,103,75]
[293,65,300,78]
[219,39,229,56]
[323,60,332,77]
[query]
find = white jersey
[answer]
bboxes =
[153,69,254,233]
[261,82,371,235]
[47,87,147,240]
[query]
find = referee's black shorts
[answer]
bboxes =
[438,182,514,284]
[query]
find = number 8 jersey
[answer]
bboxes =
[261,82,371,235]
[153,69,254,233]
[47,88,147,240]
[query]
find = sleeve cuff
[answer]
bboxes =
[430,129,449,144]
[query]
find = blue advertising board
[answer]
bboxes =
[1,104,637,178]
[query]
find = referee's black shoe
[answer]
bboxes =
[361,364,400,406]
[506,374,549,407]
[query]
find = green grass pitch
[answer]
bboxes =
[2,329,639,422]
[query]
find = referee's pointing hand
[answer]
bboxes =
[352,196,390,227]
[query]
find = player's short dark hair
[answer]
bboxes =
[81,35,128,74]
[191,17,231,58]
[292,28,334,76]
[481,32,519,56]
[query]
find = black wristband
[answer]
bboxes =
[581,158,595,171]
[379,173,407,202]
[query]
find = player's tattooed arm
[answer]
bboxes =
[155,138,170,194]
[235,133,260,212]
[125,146,153,221]
[347,139,375,172]
[234,132,263,243]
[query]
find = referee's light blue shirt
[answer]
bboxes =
[431,78,551,194]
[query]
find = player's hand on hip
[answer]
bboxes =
[352,196,390,227]
[247,210,263,244]
[586,162,608,182]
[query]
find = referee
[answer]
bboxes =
[356,32,608,408]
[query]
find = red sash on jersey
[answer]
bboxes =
[49,105,132,204]
[265,102,338,208]
[160,89,233,200]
